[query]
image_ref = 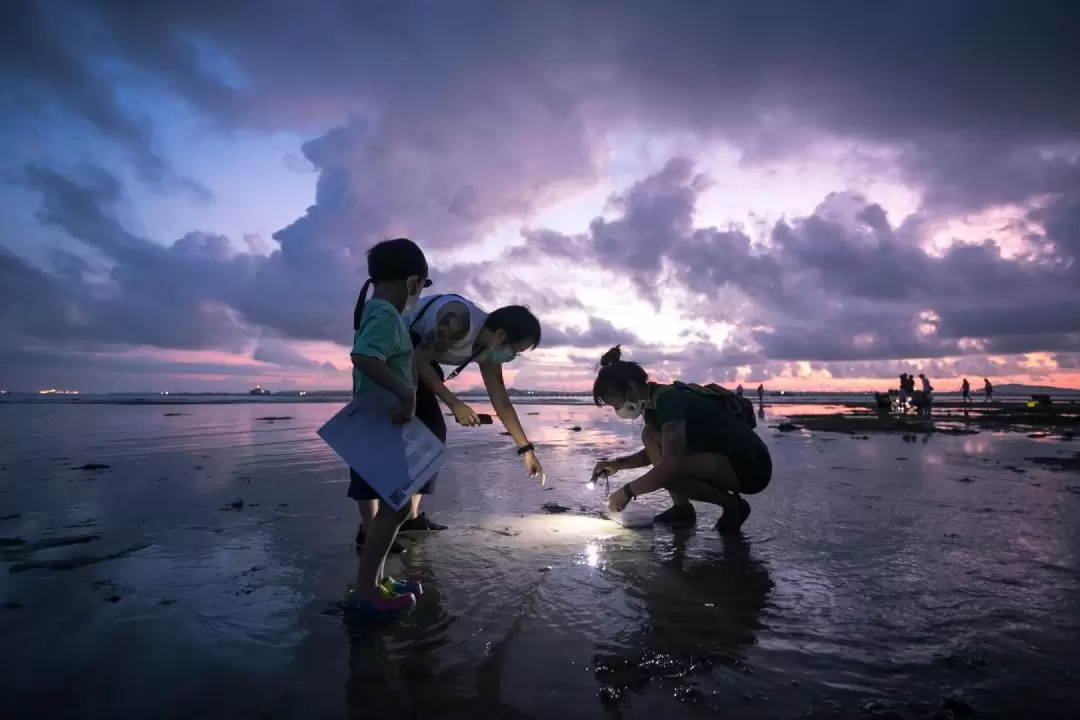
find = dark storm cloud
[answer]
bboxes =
[517,157,1080,366]
[6,0,1079,211]
[3,0,1080,385]
[543,317,651,351]
[252,340,336,371]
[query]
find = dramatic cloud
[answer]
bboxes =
[252,339,336,371]
[2,0,1079,389]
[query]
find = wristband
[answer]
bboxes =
[622,483,636,501]
[517,443,535,456]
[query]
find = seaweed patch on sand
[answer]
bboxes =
[783,413,976,436]
[1026,453,1080,473]
[8,542,152,574]
[782,405,1080,437]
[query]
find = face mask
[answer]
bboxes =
[403,278,422,313]
[615,400,643,420]
[486,346,517,364]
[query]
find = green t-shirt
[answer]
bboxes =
[644,382,765,456]
[351,299,415,397]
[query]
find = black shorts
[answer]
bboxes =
[726,447,772,495]
[347,362,448,501]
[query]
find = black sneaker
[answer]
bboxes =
[354,527,405,554]
[398,513,447,534]
[715,498,751,534]
[654,503,697,527]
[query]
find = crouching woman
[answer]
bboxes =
[590,346,772,533]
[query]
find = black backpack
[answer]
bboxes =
[672,381,758,429]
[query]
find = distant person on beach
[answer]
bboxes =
[984,378,994,403]
[346,237,430,618]
[736,384,744,398]
[590,346,771,534]
[898,373,910,411]
[962,378,971,404]
[917,373,934,416]
[757,384,764,405]
[350,294,545,549]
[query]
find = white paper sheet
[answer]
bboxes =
[317,387,448,510]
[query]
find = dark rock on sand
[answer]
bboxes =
[785,413,980,437]
[30,534,101,550]
[163,412,190,417]
[0,513,21,521]
[256,416,293,422]
[1,536,27,547]
[569,426,582,432]
[1026,453,1080,473]
[541,502,571,514]
[9,542,151,573]
[775,422,800,432]
[954,476,975,483]
[221,498,245,511]
[72,463,112,471]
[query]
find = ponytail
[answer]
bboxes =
[353,279,373,330]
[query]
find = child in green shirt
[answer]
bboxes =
[346,237,431,619]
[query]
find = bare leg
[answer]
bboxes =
[358,499,378,526]
[409,494,422,520]
[641,425,688,505]
[664,453,743,513]
[356,503,411,596]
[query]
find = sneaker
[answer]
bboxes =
[654,503,697,527]
[354,527,405,554]
[715,498,752,534]
[345,589,416,619]
[380,576,423,598]
[398,513,447,534]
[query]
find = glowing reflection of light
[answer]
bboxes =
[584,542,600,567]
[586,481,596,490]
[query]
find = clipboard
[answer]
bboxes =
[317,387,448,510]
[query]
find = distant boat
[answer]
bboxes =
[249,386,272,396]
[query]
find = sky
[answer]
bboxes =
[2,0,1079,394]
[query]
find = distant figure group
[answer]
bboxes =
[897,372,934,416]
[960,377,994,405]
[889,374,995,416]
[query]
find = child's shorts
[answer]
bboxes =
[347,362,448,501]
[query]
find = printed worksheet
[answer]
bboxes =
[317,388,447,510]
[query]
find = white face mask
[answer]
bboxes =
[403,277,422,313]
[614,388,644,420]
[615,401,643,420]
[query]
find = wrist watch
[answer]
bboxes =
[622,483,636,502]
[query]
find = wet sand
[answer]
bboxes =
[2,402,1079,719]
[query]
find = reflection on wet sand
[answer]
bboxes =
[1,401,1079,718]
[592,532,773,710]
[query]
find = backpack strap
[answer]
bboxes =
[409,294,464,332]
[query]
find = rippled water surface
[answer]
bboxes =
[2,402,1079,719]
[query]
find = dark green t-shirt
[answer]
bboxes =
[644,382,765,456]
